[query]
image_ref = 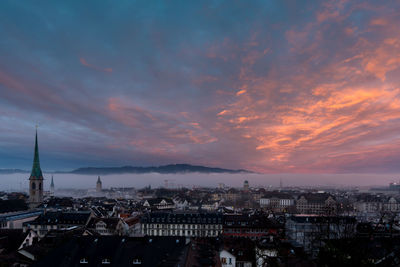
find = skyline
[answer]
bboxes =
[1,1,400,174]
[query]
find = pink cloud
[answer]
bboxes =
[79,57,113,73]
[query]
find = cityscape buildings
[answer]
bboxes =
[1,0,400,266]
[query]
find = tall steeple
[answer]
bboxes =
[29,128,44,208]
[50,175,55,194]
[30,129,43,179]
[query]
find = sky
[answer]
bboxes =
[1,0,400,174]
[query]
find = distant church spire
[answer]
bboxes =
[50,175,54,191]
[29,128,44,208]
[96,176,102,193]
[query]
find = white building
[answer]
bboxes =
[141,212,223,237]
[259,191,295,212]
[220,250,236,266]
[0,210,42,229]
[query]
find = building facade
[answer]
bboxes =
[141,212,223,237]
[0,210,42,229]
[286,215,356,253]
[259,191,295,212]
[296,193,337,214]
[86,217,125,236]
[223,214,282,239]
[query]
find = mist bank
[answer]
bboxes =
[0,173,396,192]
[67,164,251,175]
[0,164,251,175]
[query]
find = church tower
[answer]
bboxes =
[29,129,44,208]
[50,175,55,195]
[96,176,102,192]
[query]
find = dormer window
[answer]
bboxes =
[80,258,89,264]
[132,258,142,265]
[101,258,111,264]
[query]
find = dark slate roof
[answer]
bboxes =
[144,198,174,206]
[186,238,220,266]
[0,209,42,222]
[31,236,188,267]
[262,191,294,199]
[297,193,335,203]
[86,217,121,230]
[141,212,223,224]
[355,194,385,202]
[223,214,282,229]
[255,188,266,194]
[0,229,27,253]
[90,206,108,217]
[23,211,91,226]
[223,238,256,263]
[124,216,140,226]
[227,188,240,194]
[288,215,356,224]
[40,197,74,208]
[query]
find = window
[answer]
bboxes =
[80,258,89,264]
[221,257,227,264]
[229,258,232,264]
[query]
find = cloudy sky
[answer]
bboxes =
[1,0,400,173]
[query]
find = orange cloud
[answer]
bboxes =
[217,110,228,116]
[370,18,388,26]
[209,2,400,173]
[236,89,247,96]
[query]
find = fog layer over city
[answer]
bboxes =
[0,173,397,191]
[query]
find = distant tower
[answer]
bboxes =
[50,175,55,195]
[243,180,249,192]
[96,176,102,192]
[29,129,44,208]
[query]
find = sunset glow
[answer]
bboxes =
[1,0,400,173]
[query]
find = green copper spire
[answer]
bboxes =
[30,129,43,179]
